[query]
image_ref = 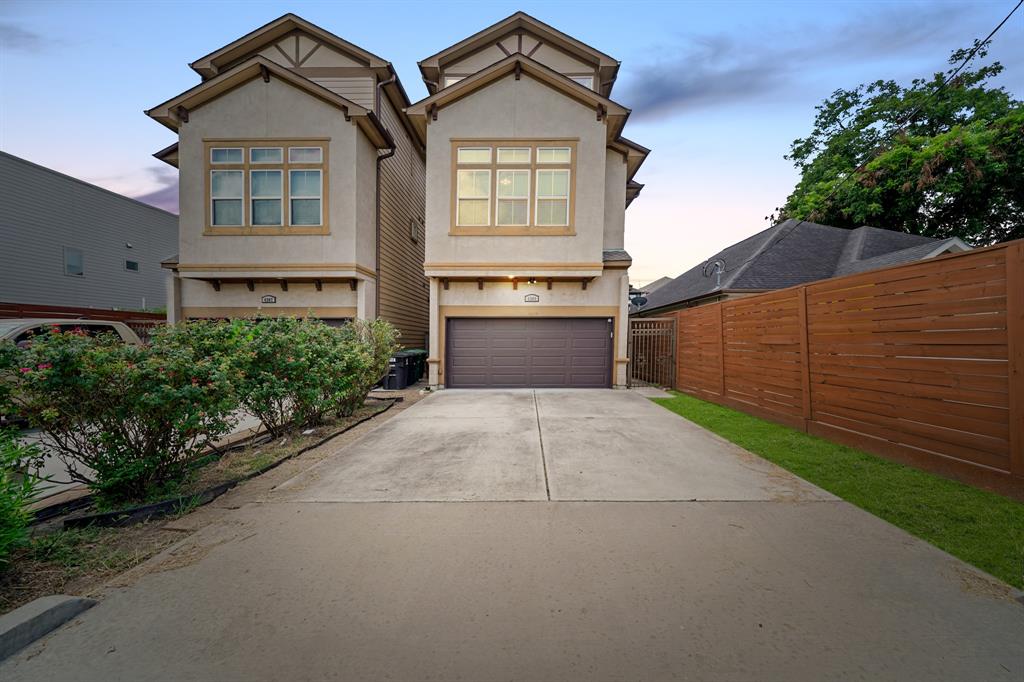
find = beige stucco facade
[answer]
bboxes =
[168,76,378,321]
[149,14,428,340]
[413,22,646,388]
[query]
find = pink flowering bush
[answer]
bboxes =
[0,328,238,505]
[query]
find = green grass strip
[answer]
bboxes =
[652,391,1024,589]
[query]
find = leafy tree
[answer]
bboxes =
[780,43,1023,245]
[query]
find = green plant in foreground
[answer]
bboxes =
[0,428,46,570]
[2,328,239,506]
[653,392,1024,589]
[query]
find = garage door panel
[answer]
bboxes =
[446,317,611,388]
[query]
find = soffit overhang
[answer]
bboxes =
[418,11,619,96]
[145,56,392,149]
[406,55,630,144]
[189,13,389,80]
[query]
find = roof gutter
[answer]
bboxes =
[373,73,398,318]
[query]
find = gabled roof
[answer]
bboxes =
[189,13,388,79]
[642,276,673,293]
[418,11,620,97]
[153,142,179,168]
[145,56,393,149]
[637,221,969,314]
[406,54,630,143]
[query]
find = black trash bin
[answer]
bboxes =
[405,349,427,383]
[383,353,409,390]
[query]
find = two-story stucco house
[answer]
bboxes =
[407,12,648,388]
[146,15,428,345]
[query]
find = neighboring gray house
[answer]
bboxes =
[0,151,178,312]
[634,220,969,316]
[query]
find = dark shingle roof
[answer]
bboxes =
[638,221,962,313]
[603,249,632,263]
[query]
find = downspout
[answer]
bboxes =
[374,71,398,318]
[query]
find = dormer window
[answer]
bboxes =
[569,76,594,89]
[451,139,575,235]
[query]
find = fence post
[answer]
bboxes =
[716,302,725,397]
[1008,243,1024,478]
[797,287,812,432]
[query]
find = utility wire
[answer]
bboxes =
[699,0,1023,286]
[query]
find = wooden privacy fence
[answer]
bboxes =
[672,240,1024,500]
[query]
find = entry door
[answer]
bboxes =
[445,317,612,388]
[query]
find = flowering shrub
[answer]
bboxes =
[1,328,238,505]
[0,317,399,507]
[224,317,398,435]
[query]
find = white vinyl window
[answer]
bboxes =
[210,147,243,164]
[536,169,570,226]
[211,170,244,226]
[570,76,594,89]
[456,169,490,226]
[288,147,323,164]
[496,170,529,226]
[250,147,283,164]
[537,147,572,164]
[443,76,465,88]
[251,170,283,226]
[496,147,530,164]
[289,169,322,226]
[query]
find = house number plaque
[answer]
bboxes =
[261,295,277,304]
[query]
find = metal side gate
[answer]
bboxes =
[627,317,676,388]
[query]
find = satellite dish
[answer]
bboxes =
[632,296,648,307]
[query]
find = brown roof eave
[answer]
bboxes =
[189,13,389,79]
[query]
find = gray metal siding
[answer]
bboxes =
[0,152,178,311]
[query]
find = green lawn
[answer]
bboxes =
[652,391,1024,589]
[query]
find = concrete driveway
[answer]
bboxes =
[283,389,830,503]
[3,389,1022,681]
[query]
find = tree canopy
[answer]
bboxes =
[780,44,1023,245]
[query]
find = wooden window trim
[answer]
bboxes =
[450,139,576,236]
[203,139,330,236]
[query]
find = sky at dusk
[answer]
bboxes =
[1,0,1021,285]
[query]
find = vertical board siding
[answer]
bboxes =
[673,242,1024,499]
[376,94,428,348]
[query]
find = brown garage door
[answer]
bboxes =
[446,317,612,388]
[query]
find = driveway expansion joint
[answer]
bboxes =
[533,390,551,501]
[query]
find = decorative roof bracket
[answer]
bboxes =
[596,104,606,122]
[514,61,522,80]
[175,105,189,123]
[259,63,271,83]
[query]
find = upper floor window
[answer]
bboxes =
[205,140,328,234]
[451,140,575,234]
[63,247,83,277]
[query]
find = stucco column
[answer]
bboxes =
[428,277,441,388]
[167,271,182,324]
[615,271,630,387]
[356,278,377,321]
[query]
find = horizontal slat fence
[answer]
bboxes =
[673,240,1024,500]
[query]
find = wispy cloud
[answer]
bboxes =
[0,22,47,52]
[620,4,973,119]
[132,166,179,214]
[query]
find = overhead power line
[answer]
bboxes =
[703,0,1023,284]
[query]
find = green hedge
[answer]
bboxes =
[0,318,398,509]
